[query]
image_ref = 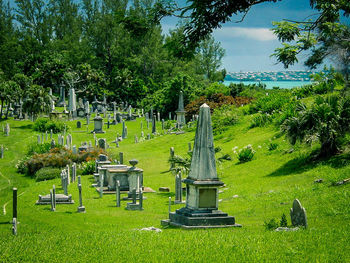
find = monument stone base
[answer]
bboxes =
[161,207,241,229]
[77,206,86,213]
[126,203,143,211]
[35,194,74,205]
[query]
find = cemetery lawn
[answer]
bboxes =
[0,116,349,262]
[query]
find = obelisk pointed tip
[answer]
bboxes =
[200,103,210,108]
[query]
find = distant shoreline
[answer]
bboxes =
[223,80,313,89]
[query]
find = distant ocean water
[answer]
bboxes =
[223,80,313,89]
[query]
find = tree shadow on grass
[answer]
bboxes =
[267,149,350,177]
[16,124,33,130]
[267,153,316,177]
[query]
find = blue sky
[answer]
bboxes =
[161,0,346,72]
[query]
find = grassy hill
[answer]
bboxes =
[0,113,349,262]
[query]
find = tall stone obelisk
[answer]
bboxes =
[162,103,240,228]
[175,91,186,128]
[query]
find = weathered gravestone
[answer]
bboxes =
[92,114,105,133]
[162,104,240,228]
[77,121,81,129]
[98,138,107,150]
[290,199,307,228]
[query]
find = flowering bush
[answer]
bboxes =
[212,105,238,135]
[81,160,96,175]
[234,145,255,163]
[22,147,106,177]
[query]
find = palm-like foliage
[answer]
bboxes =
[282,95,350,157]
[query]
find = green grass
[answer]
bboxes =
[0,114,349,262]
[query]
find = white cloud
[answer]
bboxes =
[214,27,277,41]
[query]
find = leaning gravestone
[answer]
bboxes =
[290,199,307,228]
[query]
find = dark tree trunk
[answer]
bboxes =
[0,100,3,119]
[4,100,9,119]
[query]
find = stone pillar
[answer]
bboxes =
[170,147,175,170]
[0,145,3,159]
[175,91,186,128]
[116,180,121,207]
[99,173,104,198]
[50,190,55,212]
[119,152,123,164]
[77,176,86,213]
[152,115,156,134]
[53,185,56,210]
[13,188,17,219]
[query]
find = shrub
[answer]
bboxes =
[164,120,176,130]
[268,142,279,151]
[33,118,66,133]
[280,213,288,227]
[23,147,105,176]
[204,82,230,97]
[81,160,96,175]
[236,145,255,163]
[185,93,251,118]
[35,167,61,182]
[212,105,238,134]
[264,218,279,230]
[281,95,350,157]
[249,91,291,114]
[16,157,30,174]
[250,113,273,128]
[26,142,53,156]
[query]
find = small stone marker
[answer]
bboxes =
[37,135,41,144]
[174,171,183,204]
[77,121,81,128]
[50,129,53,139]
[147,134,150,140]
[188,142,192,152]
[168,197,171,213]
[162,119,164,130]
[51,139,56,149]
[12,218,17,235]
[72,145,77,154]
[159,187,170,192]
[152,115,156,134]
[98,138,106,150]
[77,176,86,213]
[53,185,56,210]
[50,190,55,212]
[290,199,307,228]
[116,180,121,207]
[119,152,124,164]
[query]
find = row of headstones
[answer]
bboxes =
[98,175,143,211]
[60,163,77,195]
